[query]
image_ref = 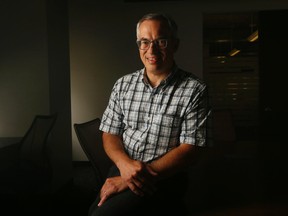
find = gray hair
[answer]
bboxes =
[136,13,178,39]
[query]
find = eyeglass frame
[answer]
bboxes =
[136,38,169,50]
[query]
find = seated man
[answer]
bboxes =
[89,12,210,216]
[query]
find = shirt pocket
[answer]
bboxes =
[151,113,182,148]
[160,113,179,126]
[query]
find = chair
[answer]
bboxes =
[74,118,112,192]
[0,114,57,194]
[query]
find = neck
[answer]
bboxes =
[146,63,175,87]
[145,69,171,87]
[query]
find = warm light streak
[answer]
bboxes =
[247,30,258,42]
[229,48,240,56]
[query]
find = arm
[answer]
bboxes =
[97,133,133,206]
[102,132,200,193]
[97,132,157,206]
[149,86,209,180]
[101,132,157,194]
[102,132,130,167]
[98,137,200,206]
[149,143,200,181]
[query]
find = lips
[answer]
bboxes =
[147,57,158,64]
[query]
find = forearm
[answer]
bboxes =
[102,132,132,168]
[149,143,199,180]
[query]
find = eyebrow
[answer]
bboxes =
[138,36,168,40]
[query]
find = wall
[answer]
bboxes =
[47,0,72,192]
[0,0,72,192]
[0,0,49,137]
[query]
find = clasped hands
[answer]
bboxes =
[98,160,158,206]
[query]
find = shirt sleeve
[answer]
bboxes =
[179,84,211,147]
[99,80,125,135]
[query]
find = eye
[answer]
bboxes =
[158,39,166,45]
[157,39,168,48]
[141,40,150,45]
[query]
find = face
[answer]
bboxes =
[137,19,178,75]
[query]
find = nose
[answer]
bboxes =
[147,41,158,53]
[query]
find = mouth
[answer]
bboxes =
[146,57,158,64]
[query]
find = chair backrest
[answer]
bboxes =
[74,118,112,186]
[19,114,57,169]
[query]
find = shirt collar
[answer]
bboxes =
[141,64,179,89]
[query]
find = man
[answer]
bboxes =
[89,13,210,216]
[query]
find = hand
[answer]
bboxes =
[98,176,128,207]
[118,160,158,196]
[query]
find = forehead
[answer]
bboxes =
[138,19,172,37]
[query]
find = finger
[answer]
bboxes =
[133,172,157,194]
[127,181,144,196]
[146,165,158,177]
[98,192,108,206]
[130,177,156,196]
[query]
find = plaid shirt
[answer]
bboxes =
[100,65,210,162]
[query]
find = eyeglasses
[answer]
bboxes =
[136,39,168,50]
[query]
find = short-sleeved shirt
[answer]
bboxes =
[100,65,210,163]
